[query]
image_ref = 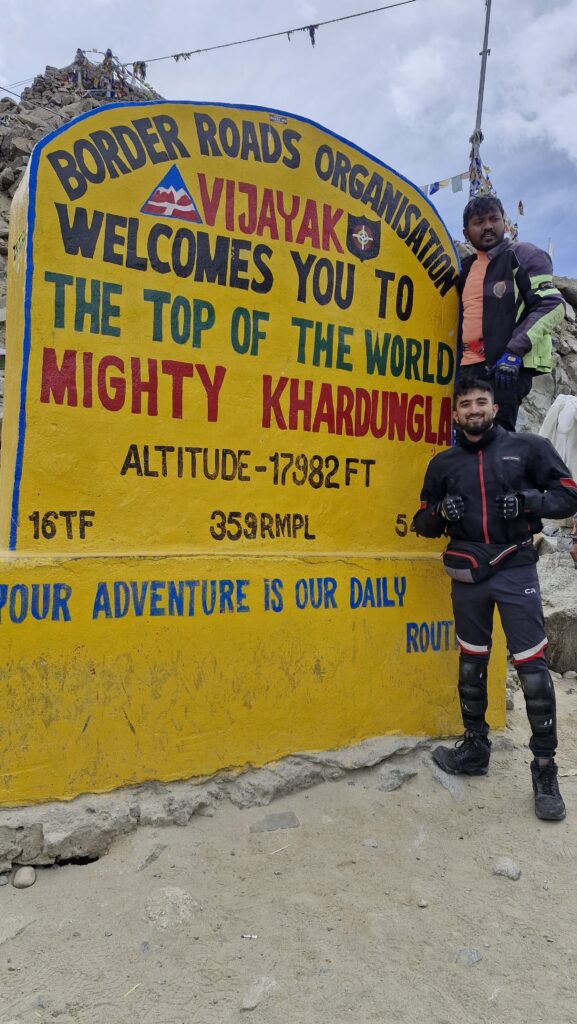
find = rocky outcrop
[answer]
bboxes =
[517,296,577,434]
[534,540,577,673]
[0,54,162,426]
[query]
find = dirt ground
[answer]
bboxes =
[2,682,577,1024]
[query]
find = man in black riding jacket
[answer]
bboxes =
[412,379,577,820]
[457,196,564,431]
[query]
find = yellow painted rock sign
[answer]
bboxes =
[0,102,504,805]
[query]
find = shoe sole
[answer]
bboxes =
[432,751,489,776]
[534,806,566,821]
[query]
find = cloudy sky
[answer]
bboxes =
[1,0,576,275]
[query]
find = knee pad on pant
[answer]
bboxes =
[517,666,557,755]
[458,655,489,733]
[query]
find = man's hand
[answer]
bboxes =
[492,352,522,389]
[496,493,524,519]
[438,495,465,521]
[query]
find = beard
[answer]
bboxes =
[456,414,494,436]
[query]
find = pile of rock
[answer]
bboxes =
[518,278,577,433]
[0,53,162,423]
[19,51,160,108]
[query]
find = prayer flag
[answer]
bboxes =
[451,175,463,193]
[429,182,440,195]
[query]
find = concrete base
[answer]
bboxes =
[0,735,430,871]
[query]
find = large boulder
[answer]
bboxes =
[538,549,577,673]
[0,132,34,162]
[517,373,555,433]
[555,276,577,313]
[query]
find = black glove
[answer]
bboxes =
[496,493,524,519]
[492,352,522,389]
[438,495,465,521]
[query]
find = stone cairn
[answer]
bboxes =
[0,50,162,427]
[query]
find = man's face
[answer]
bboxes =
[464,204,506,251]
[453,389,498,436]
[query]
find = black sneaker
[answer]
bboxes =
[432,731,491,776]
[531,760,566,821]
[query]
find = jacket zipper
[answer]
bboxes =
[478,451,490,543]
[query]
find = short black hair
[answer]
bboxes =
[453,378,495,408]
[462,195,505,229]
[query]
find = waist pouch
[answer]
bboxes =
[442,540,532,583]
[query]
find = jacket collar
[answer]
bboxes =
[486,238,513,261]
[460,238,512,277]
[456,423,504,451]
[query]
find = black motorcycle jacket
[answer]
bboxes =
[412,425,577,563]
[458,239,564,373]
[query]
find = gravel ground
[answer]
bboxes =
[2,682,577,1024]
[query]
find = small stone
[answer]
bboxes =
[249,811,300,833]
[432,765,465,799]
[506,691,515,711]
[12,867,36,889]
[536,534,558,555]
[418,898,428,908]
[377,766,418,792]
[0,875,9,886]
[491,735,515,751]
[136,843,167,872]
[362,839,378,848]
[455,948,482,966]
[144,887,199,929]
[563,670,577,679]
[492,856,522,881]
[241,975,277,1011]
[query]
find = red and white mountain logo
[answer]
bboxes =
[140,165,202,223]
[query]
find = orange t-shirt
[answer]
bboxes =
[461,252,489,364]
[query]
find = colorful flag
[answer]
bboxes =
[451,175,463,193]
[429,182,440,195]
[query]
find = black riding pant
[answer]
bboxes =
[451,563,557,758]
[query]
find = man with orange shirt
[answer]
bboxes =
[457,196,564,431]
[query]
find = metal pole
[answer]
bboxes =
[475,0,492,133]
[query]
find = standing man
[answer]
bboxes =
[458,196,565,431]
[412,380,577,820]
